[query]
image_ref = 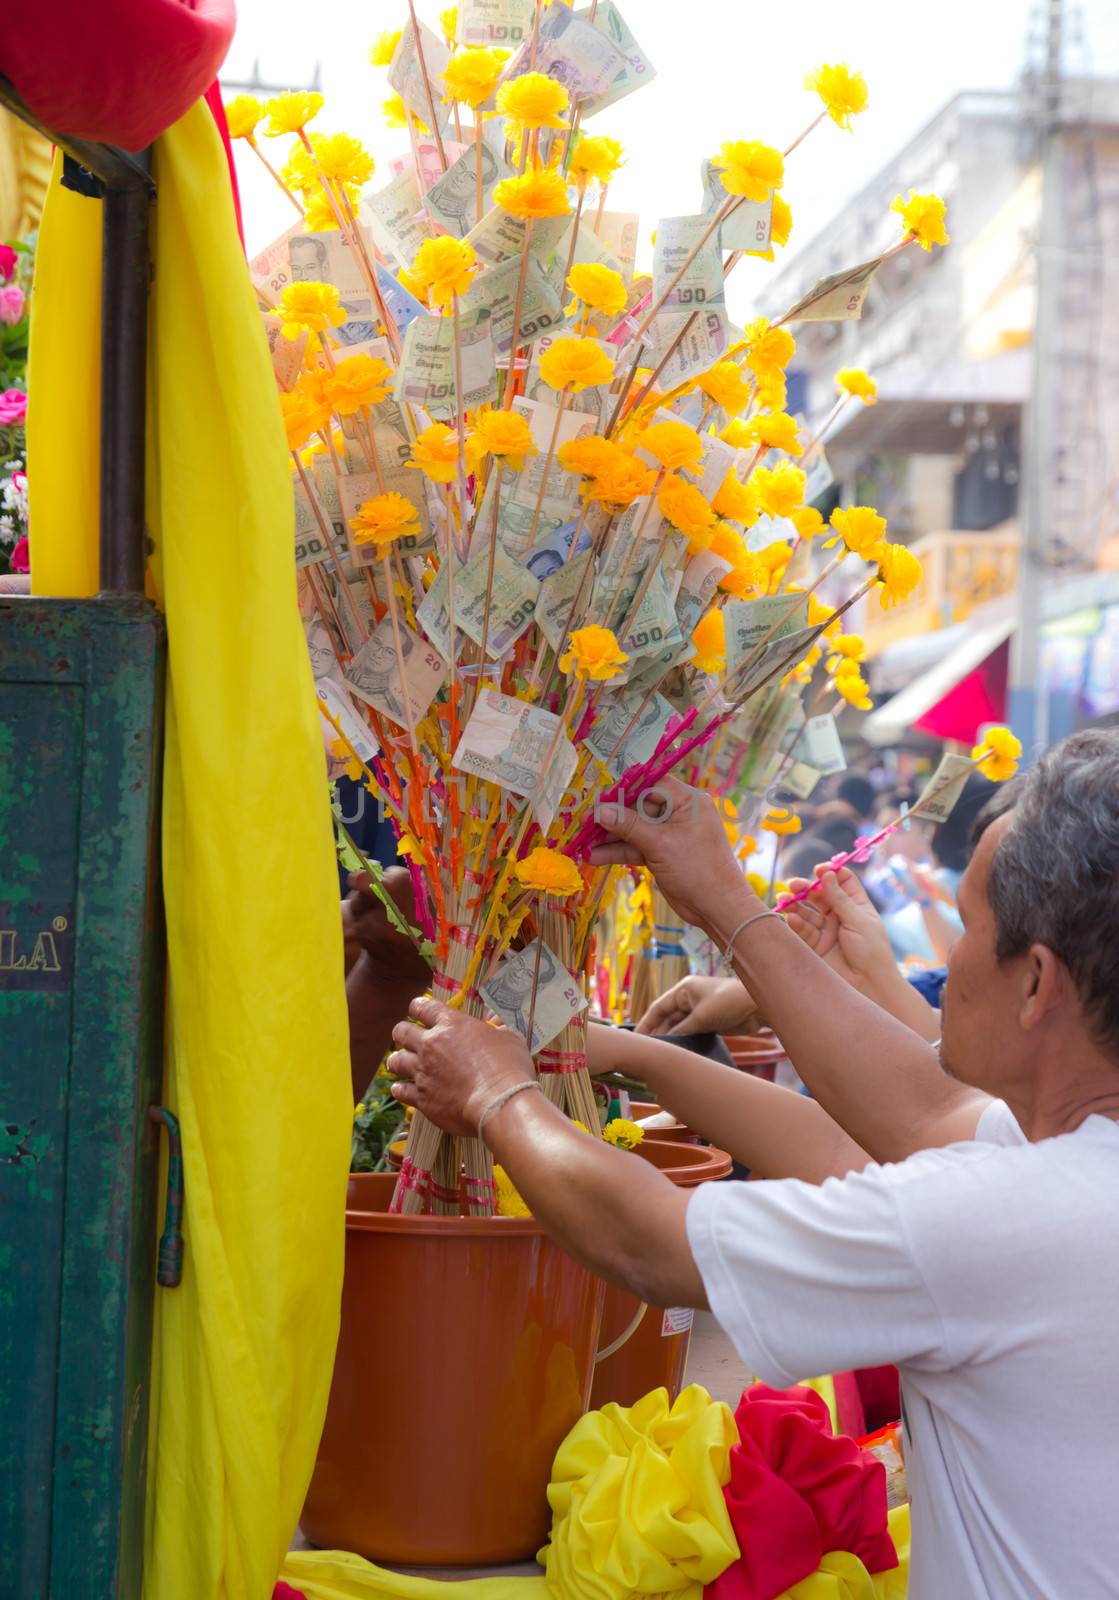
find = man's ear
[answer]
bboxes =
[1021,944,1068,1031]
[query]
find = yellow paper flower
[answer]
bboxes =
[439,5,458,44]
[697,361,752,418]
[568,134,625,187]
[828,504,887,559]
[263,90,325,137]
[585,456,656,509]
[493,169,571,218]
[835,367,878,405]
[602,1117,645,1150]
[383,95,429,133]
[566,263,628,320]
[742,316,796,382]
[691,609,726,675]
[770,192,793,249]
[470,408,538,470]
[558,435,627,478]
[330,738,364,782]
[719,419,753,450]
[711,525,765,599]
[279,387,326,453]
[559,625,629,681]
[756,542,792,588]
[638,420,704,475]
[761,809,802,836]
[712,140,784,202]
[497,71,570,130]
[877,541,923,608]
[804,63,869,131]
[515,846,584,897]
[658,475,716,551]
[494,1164,532,1217]
[224,95,263,142]
[314,132,376,189]
[835,670,873,711]
[752,461,806,521]
[411,235,478,309]
[891,190,950,252]
[324,354,393,415]
[756,371,788,414]
[746,410,801,455]
[370,29,402,67]
[790,505,825,541]
[826,634,866,673]
[408,423,462,484]
[971,725,1022,782]
[712,471,757,526]
[539,336,615,392]
[278,280,347,339]
[349,492,421,554]
[300,192,339,232]
[442,46,507,108]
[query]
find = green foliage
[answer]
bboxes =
[351,1072,407,1173]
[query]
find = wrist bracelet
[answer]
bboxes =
[477,1079,542,1147]
[722,910,778,969]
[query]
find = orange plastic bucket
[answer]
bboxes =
[723,1030,787,1082]
[301,1173,606,1566]
[590,1138,732,1410]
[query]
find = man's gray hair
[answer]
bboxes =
[987,729,1119,1054]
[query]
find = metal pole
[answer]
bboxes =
[99,176,152,594]
[1010,0,1064,756]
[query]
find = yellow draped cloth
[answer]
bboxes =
[28,103,352,1598]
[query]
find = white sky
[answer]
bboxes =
[224,0,1119,318]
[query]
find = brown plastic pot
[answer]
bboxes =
[629,1100,700,1144]
[590,1138,732,1411]
[722,1031,787,1082]
[301,1172,606,1566]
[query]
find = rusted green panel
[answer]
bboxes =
[0,595,165,1598]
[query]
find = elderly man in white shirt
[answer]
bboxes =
[387,729,1119,1600]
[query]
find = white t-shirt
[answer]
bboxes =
[686,1101,1119,1599]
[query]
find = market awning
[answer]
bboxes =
[862,616,1015,746]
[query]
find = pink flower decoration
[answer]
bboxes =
[0,244,17,285]
[0,388,27,426]
[0,284,25,325]
[10,536,29,573]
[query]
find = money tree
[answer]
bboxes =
[225,3,945,1216]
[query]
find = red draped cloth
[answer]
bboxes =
[707,1385,898,1600]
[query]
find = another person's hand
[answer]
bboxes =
[785,867,897,997]
[589,778,752,934]
[343,866,430,988]
[634,974,758,1037]
[388,998,534,1136]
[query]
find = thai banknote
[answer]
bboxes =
[250,222,302,304]
[289,228,381,345]
[525,333,613,425]
[731,622,820,701]
[745,513,799,553]
[592,210,640,280]
[784,256,882,323]
[316,676,380,769]
[345,615,447,729]
[804,447,835,506]
[479,940,587,1052]
[799,712,847,777]
[415,558,463,663]
[577,1,656,116]
[675,548,733,638]
[911,753,975,823]
[460,253,566,356]
[388,23,452,138]
[617,567,683,662]
[504,1,626,99]
[697,431,738,501]
[310,457,351,547]
[424,140,513,238]
[362,168,435,269]
[452,688,577,831]
[536,548,593,650]
[524,515,594,583]
[375,260,428,334]
[457,0,535,45]
[583,686,675,777]
[652,214,724,315]
[452,541,542,656]
[724,593,810,679]
[626,639,694,689]
[261,311,306,387]
[394,311,499,417]
[505,393,597,516]
[699,159,773,253]
[294,479,333,570]
[465,205,570,269]
[303,616,342,681]
[647,305,734,387]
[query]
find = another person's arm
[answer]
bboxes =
[344,868,431,1101]
[633,973,760,1037]
[591,781,991,1163]
[589,1022,869,1181]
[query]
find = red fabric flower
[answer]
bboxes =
[10,537,30,573]
[0,245,17,284]
[272,1584,308,1600]
[706,1385,897,1600]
